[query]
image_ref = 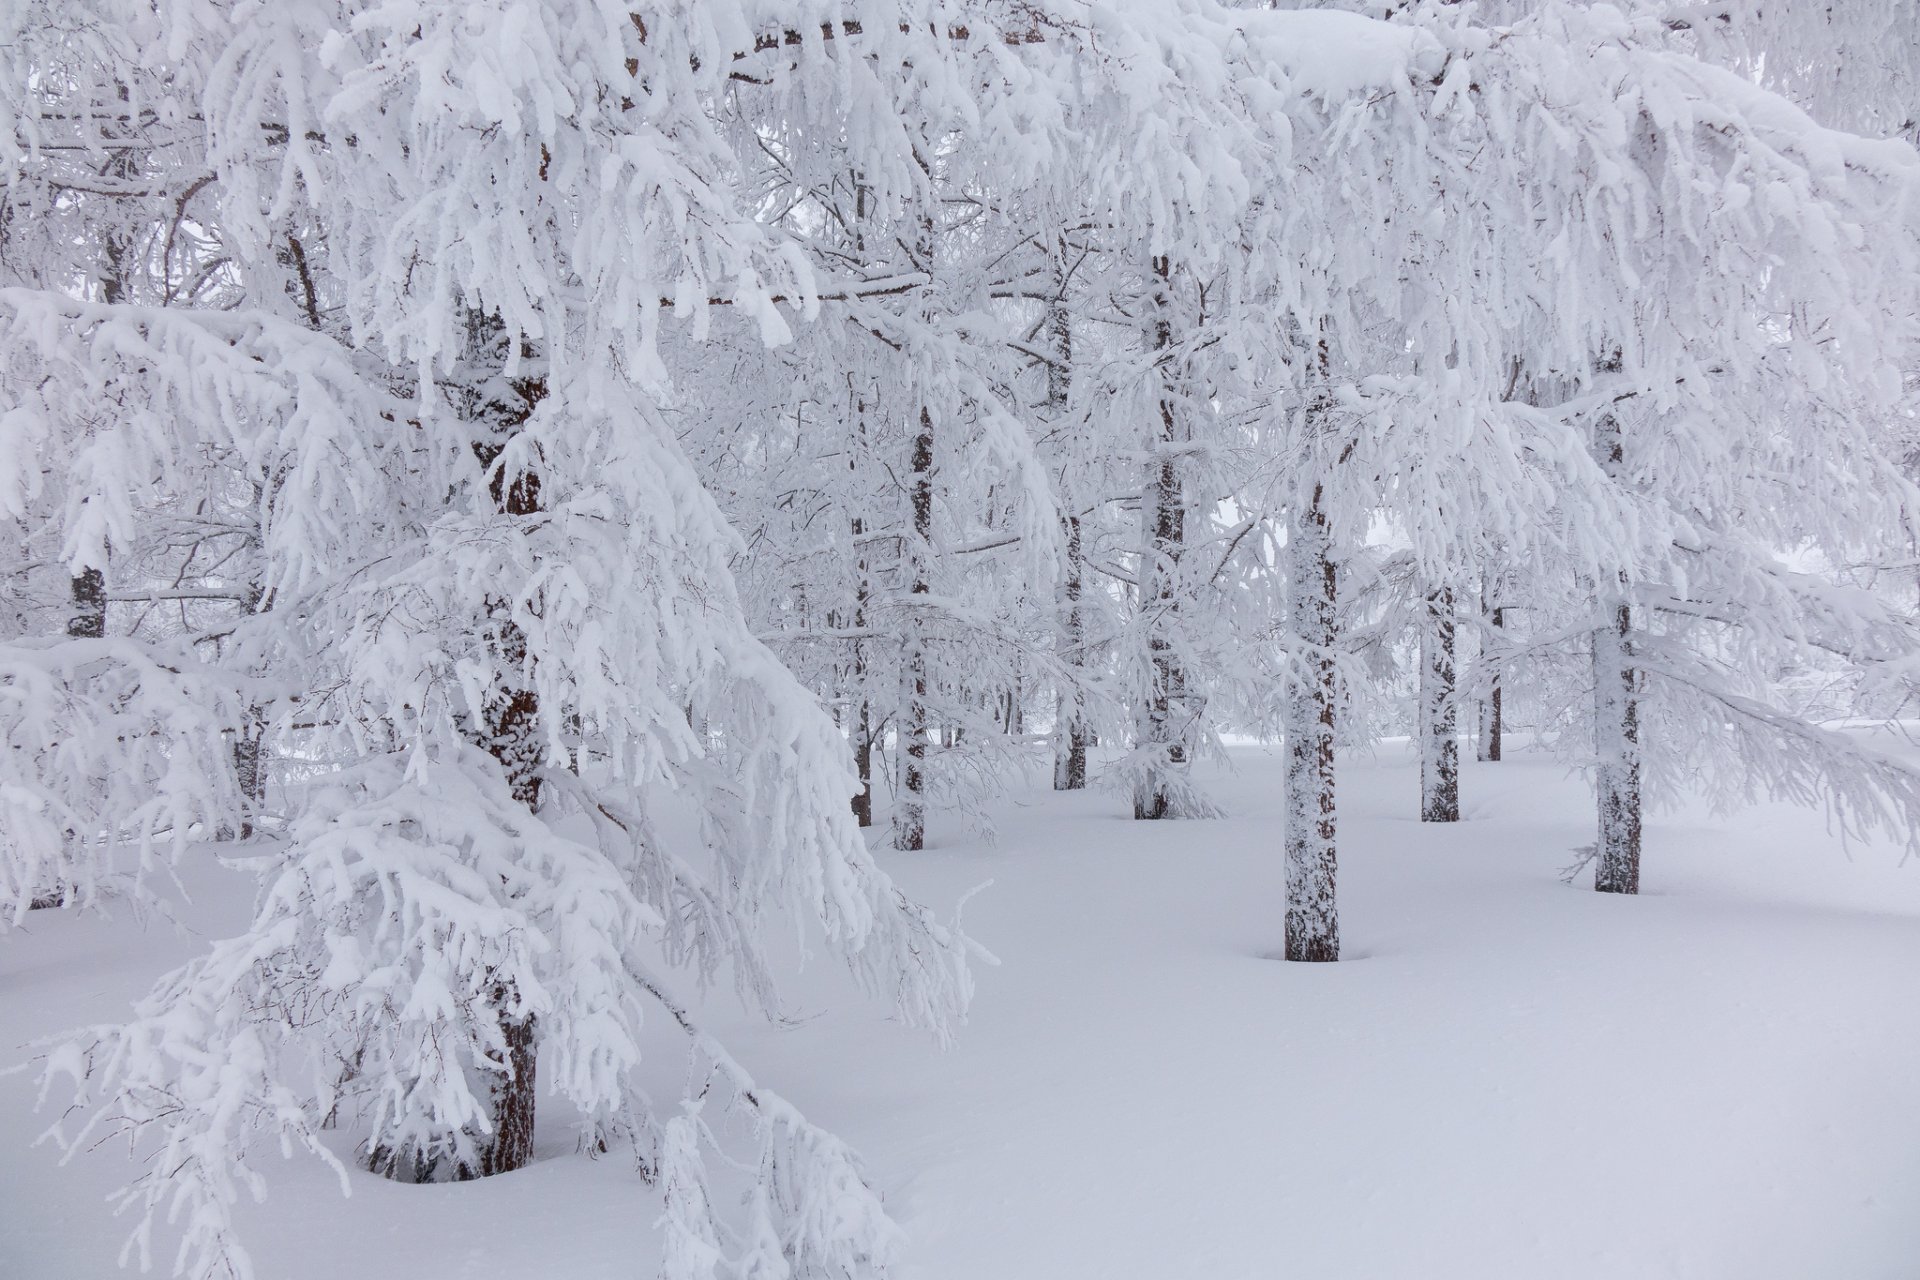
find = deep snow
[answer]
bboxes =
[6,740,1920,1279]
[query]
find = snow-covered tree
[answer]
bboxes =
[22,3,1012,1275]
[12,7,1920,1277]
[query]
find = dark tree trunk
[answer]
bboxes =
[1046,274,1089,792]
[1477,593,1504,762]
[1593,599,1641,894]
[846,355,877,828]
[67,567,105,640]
[1591,361,1641,895]
[1420,586,1460,822]
[455,312,547,1177]
[1284,482,1339,962]
[851,696,873,828]
[895,407,933,852]
[848,499,874,827]
[475,985,538,1178]
[1054,513,1089,791]
[1133,255,1189,820]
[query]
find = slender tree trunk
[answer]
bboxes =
[1477,588,1504,762]
[851,697,874,828]
[1053,513,1089,791]
[72,93,127,650]
[847,182,876,828]
[1591,368,1641,895]
[849,504,873,827]
[1133,255,1189,820]
[1592,600,1641,894]
[224,573,269,840]
[1284,481,1339,962]
[894,408,933,852]
[1045,270,1089,792]
[1420,586,1459,822]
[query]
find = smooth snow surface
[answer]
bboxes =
[7,741,1919,1279]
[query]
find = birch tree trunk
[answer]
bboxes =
[894,406,933,851]
[848,383,875,827]
[1284,479,1339,962]
[1420,586,1460,822]
[1132,254,1189,820]
[231,575,268,839]
[1053,512,1089,790]
[1477,584,1504,762]
[1591,372,1642,895]
[1592,598,1642,894]
[850,506,874,828]
[1048,275,1089,792]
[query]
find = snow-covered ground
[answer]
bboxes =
[7,740,1920,1280]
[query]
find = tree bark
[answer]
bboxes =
[1591,368,1641,895]
[894,407,932,851]
[460,312,546,1178]
[847,182,876,827]
[1048,277,1089,792]
[475,981,538,1178]
[1477,588,1504,762]
[67,567,105,640]
[223,573,269,840]
[1592,598,1641,894]
[850,691,874,828]
[849,509,873,827]
[231,706,267,839]
[1053,513,1089,791]
[1420,586,1460,822]
[1133,255,1190,820]
[1284,480,1339,962]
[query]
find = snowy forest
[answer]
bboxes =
[5,0,1920,1276]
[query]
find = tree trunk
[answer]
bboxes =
[1592,599,1641,894]
[1053,513,1089,791]
[459,312,546,1178]
[67,567,105,640]
[1284,482,1339,962]
[1045,274,1089,792]
[225,576,268,840]
[894,407,933,852]
[1419,586,1459,822]
[1477,590,1504,763]
[1591,364,1640,895]
[850,696,874,829]
[1133,254,1190,820]
[849,507,873,827]
[475,983,538,1178]
[231,707,267,839]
